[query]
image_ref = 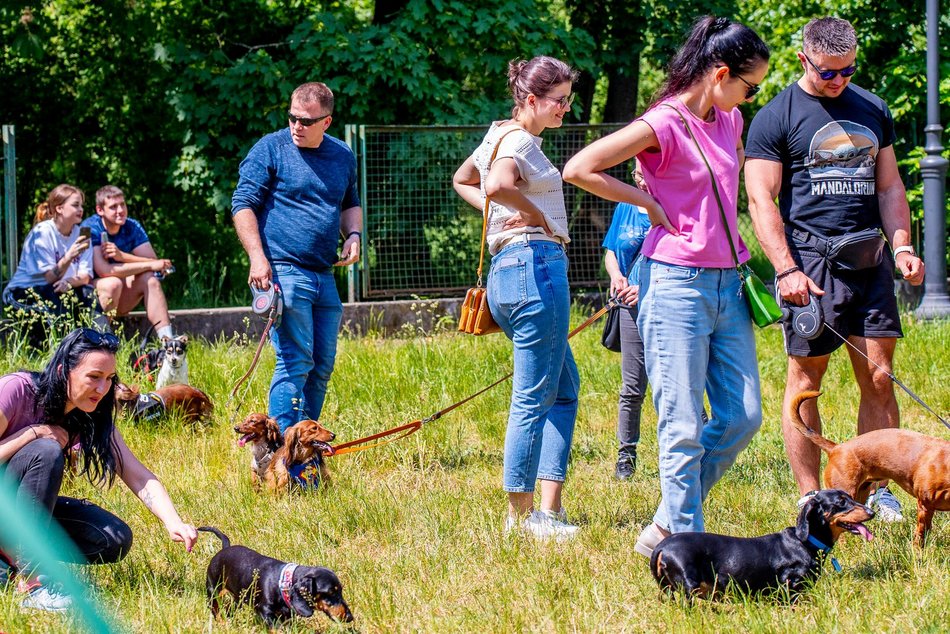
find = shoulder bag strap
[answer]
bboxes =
[660,104,741,270]
[476,126,523,286]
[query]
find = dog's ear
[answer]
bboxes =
[266,418,282,445]
[284,425,304,463]
[288,575,317,617]
[795,497,819,541]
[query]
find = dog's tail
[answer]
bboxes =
[197,526,231,549]
[788,391,837,453]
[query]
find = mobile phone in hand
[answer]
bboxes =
[100,233,110,244]
[79,226,91,240]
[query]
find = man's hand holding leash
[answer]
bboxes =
[335,232,361,267]
[777,269,825,307]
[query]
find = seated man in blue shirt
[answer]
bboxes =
[81,185,176,338]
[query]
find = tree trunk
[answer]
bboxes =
[603,52,640,123]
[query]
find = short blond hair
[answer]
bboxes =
[803,17,857,57]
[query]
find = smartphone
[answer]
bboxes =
[100,233,110,244]
[79,226,91,240]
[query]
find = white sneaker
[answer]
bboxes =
[796,489,819,510]
[504,510,579,542]
[869,487,904,522]
[634,523,669,558]
[20,578,72,612]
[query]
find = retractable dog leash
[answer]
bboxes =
[327,297,620,457]
[226,284,284,414]
[784,296,950,431]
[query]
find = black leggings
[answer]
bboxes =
[0,438,133,568]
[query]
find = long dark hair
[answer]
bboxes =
[654,16,769,103]
[32,329,122,486]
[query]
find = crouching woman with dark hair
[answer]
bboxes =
[0,328,197,612]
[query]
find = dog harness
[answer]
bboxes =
[278,562,300,614]
[806,535,842,572]
[133,392,166,423]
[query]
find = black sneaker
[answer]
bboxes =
[614,457,636,480]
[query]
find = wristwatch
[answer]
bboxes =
[893,245,916,259]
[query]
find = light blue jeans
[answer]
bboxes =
[637,258,762,533]
[487,240,580,492]
[269,263,343,433]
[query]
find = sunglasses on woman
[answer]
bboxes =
[803,53,858,81]
[80,328,120,352]
[733,73,761,100]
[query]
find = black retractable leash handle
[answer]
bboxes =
[783,293,950,431]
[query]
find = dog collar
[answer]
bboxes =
[279,562,300,613]
[807,535,842,572]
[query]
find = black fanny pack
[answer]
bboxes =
[790,227,886,272]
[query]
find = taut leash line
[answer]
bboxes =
[226,308,278,415]
[822,322,950,431]
[327,298,620,457]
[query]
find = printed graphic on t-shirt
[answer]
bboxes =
[806,120,878,197]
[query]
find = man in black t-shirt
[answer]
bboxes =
[744,17,924,520]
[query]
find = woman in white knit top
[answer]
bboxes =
[453,56,580,542]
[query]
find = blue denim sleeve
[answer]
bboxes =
[231,136,274,216]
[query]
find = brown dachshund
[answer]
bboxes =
[263,419,336,493]
[115,382,213,424]
[234,413,283,487]
[790,390,950,546]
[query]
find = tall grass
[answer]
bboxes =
[2,309,950,632]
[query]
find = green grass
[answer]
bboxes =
[2,309,950,632]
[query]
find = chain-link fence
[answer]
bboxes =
[347,124,769,299]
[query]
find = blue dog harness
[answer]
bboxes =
[807,535,842,572]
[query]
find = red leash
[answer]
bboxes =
[327,299,618,457]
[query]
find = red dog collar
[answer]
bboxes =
[278,562,299,613]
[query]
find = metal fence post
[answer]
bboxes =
[2,125,18,290]
[344,123,359,303]
[915,0,950,319]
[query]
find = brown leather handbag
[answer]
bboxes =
[458,127,521,336]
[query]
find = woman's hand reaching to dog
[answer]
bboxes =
[165,519,199,553]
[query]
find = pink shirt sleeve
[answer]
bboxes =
[0,373,38,441]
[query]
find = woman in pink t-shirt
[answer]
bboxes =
[564,16,770,556]
[0,328,197,612]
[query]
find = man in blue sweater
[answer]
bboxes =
[232,82,362,433]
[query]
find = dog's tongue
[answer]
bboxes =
[237,433,254,447]
[854,523,874,542]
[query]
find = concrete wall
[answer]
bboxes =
[116,297,467,341]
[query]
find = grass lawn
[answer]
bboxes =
[2,308,950,633]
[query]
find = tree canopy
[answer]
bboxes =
[1,0,947,305]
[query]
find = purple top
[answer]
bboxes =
[0,372,42,440]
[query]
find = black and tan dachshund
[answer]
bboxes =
[650,489,874,599]
[197,526,353,627]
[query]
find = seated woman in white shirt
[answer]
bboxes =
[2,184,98,326]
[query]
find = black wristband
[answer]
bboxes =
[346,231,362,240]
[776,266,800,281]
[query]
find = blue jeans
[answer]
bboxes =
[637,259,762,533]
[269,264,343,433]
[487,240,579,492]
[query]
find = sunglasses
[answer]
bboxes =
[543,93,575,109]
[287,112,331,127]
[733,73,761,100]
[80,328,120,351]
[803,53,857,81]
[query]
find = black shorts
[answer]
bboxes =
[781,245,902,357]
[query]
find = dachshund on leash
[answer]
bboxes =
[197,526,353,627]
[790,390,950,546]
[263,419,336,493]
[115,382,213,424]
[234,413,283,486]
[651,489,874,600]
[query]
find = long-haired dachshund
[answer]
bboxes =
[115,382,213,424]
[197,526,353,626]
[790,390,950,546]
[234,413,283,486]
[651,489,874,600]
[263,419,336,493]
